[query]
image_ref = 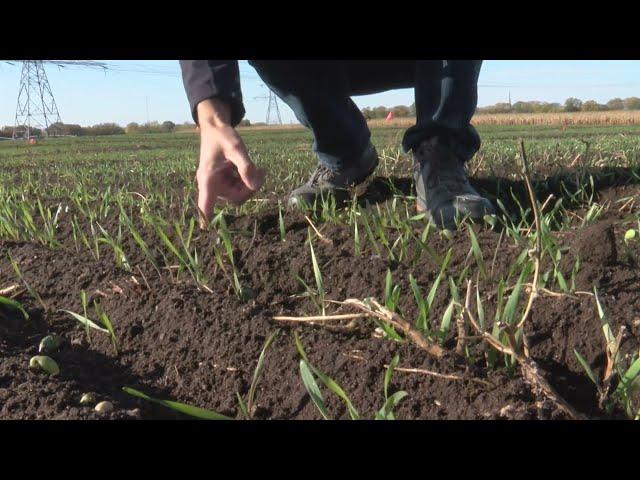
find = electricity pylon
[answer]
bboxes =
[13,61,62,139]
[266,90,282,125]
[2,60,107,140]
[254,86,283,125]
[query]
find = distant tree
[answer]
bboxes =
[161,121,176,133]
[607,98,624,111]
[83,123,125,136]
[623,97,640,110]
[238,119,251,127]
[373,106,389,119]
[46,122,83,136]
[125,122,140,134]
[582,100,605,112]
[361,107,374,120]
[564,98,583,112]
[392,105,411,117]
[512,101,533,113]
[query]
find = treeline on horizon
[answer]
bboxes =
[0,119,254,138]
[3,97,640,138]
[362,97,640,119]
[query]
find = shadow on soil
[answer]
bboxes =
[361,166,640,215]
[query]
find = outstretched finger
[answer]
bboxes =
[196,175,217,228]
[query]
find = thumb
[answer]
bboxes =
[226,144,266,192]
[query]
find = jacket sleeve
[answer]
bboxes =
[179,60,245,127]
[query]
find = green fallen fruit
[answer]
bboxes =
[80,393,95,406]
[624,229,637,242]
[29,355,60,376]
[39,334,63,354]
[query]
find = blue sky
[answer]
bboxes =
[1,60,640,127]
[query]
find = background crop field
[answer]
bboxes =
[1,122,640,420]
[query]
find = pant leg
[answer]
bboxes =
[249,60,371,170]
[402,60,482,162]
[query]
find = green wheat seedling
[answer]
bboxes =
[215,216,249,300]
[243,330,280,419]
[308,229,325,316]
[467,226,487,281]
[123,387,232,420]
[63,307,109,337]
[278,201,286,242]
[88,221,101,260]
[574,288,640,418]
[359,207,382,257]
[61,299,117,354]
[93,300,118,355]
[0,295,30,323]
[438,276,463,346]
[97,223,131,272]
[71,216,98,259]
[379,270,404,341]
[383,269,401,314]
[35,198,62,248]
[409,248,452,334]
[80,289,91,342]
[374,354,408,420]
[294,274,324,316]
[582,203,605,227]
[153,217,208,288]
[175,219,208,288]
[120,209,161,275]
[295,332,359,420]
[372,211,395,261]
[7,253,48,313]
[353,215,361,256]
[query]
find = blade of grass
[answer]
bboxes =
[574,349,600,388]
[122,387,232,420]
[0,295,29,321]
[247,330,279,416]
[61,309,109,333]
[299,359,330,420]
[294,332,359,419]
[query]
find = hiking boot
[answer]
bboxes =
[413,138,495,230]
[288,142,379,208]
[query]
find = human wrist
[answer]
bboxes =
[197,97,232,129]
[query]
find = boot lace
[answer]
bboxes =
[309,164,338,186]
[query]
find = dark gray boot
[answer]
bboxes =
[288,143,379,208]
[413,138,494,230]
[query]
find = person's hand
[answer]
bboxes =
[195,98,266,228]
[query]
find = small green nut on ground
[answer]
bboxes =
[39,334,63,354]
[29,355,60,376]
[95,401,114,414]
[624,229,637,242]
[80,393,95,406]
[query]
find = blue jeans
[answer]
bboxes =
[250,60,482,170]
